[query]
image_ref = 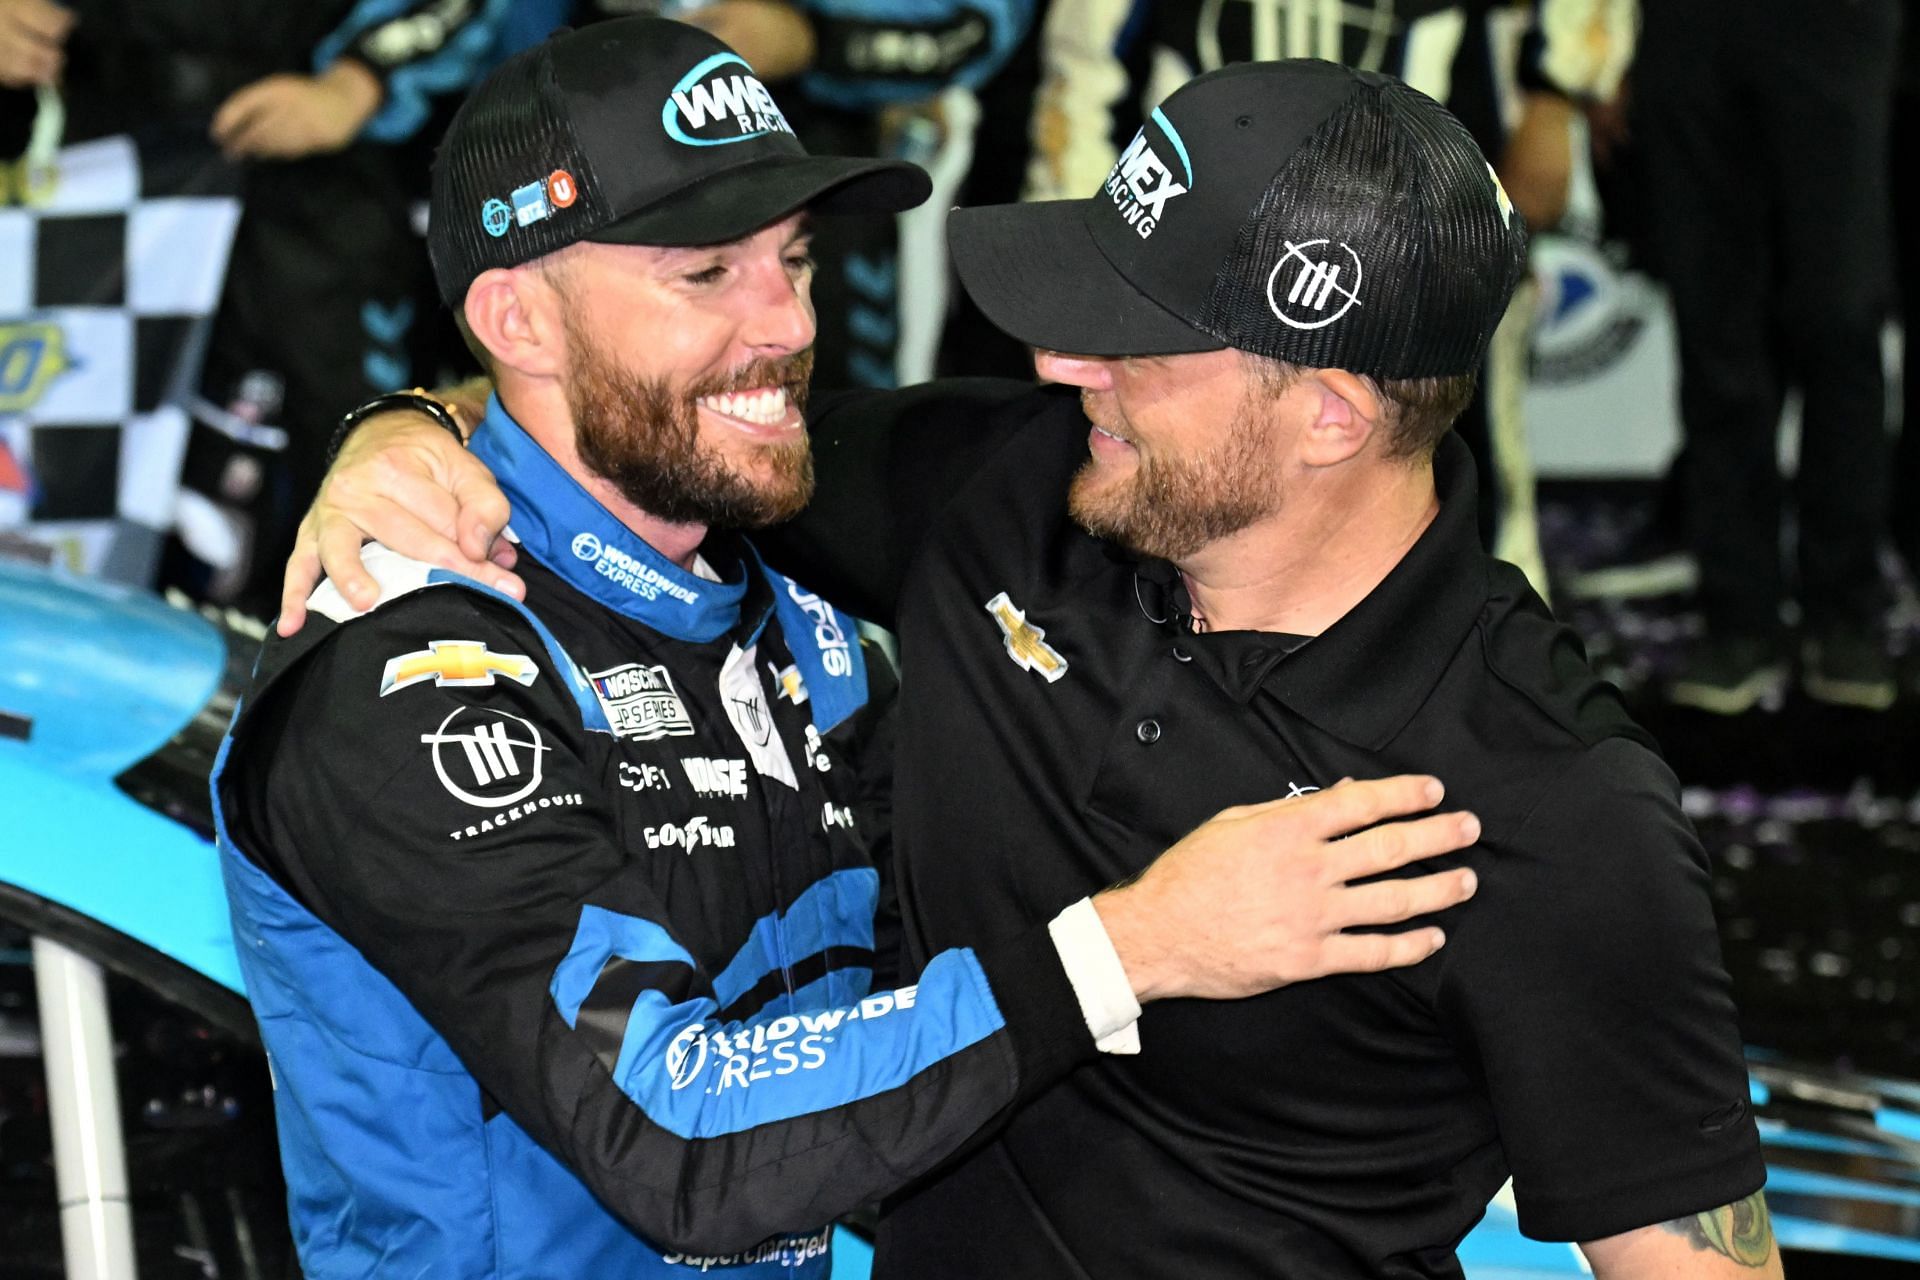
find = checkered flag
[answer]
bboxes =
[0,118,240,583]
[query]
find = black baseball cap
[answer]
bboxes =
[428,17,932,306]
[949,60,1529,380]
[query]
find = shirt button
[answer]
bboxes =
[1135,718,1162,744]
[1171,646,1192,663]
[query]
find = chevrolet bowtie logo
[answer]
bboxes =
[380,640,539,697]
[986,592,1068,683]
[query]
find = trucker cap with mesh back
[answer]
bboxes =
[428,16,932,306]
[948,59,1529,380]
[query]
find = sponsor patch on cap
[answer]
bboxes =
[547,169,578,209]
[512,180,551,227]
[481,198,512,238]
[662,52,794,147]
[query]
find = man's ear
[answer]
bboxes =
[1299,368,1384,467]
[463,267,567,379]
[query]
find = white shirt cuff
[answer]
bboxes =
[1048,897,1142,1054]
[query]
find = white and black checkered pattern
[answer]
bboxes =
[0,130,239,581]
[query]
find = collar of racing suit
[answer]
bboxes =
[470,395,753,644]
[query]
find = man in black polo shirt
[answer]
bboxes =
[287,60,1775,1278]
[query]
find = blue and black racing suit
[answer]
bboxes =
[212,398,1097,1277]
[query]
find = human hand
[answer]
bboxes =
[211,60,383,161]
[1497,92,1577,233]
[277,406,521,635]
[681,0,816,82]
[1095,776,1479,1002]
[0,0,73,89]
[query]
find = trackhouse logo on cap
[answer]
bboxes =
[1267,239,1364,330]
[663,52,795,147]
[1102,107,1190,240]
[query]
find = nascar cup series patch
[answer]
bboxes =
[662,53,794,147]
[589,662,696,740]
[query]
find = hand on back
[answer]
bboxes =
[1097,776,1479,1002]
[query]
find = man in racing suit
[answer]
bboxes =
[213,19,1479,1277]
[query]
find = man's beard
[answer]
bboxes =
[1067,387,1280,561]
[565,318,815,529]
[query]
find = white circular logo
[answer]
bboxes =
[420,708,548,808]
[1266,239,1364,330]
[571,532,603,562]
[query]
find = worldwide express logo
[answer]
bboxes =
[1103,107,1190,240]
[665,986,919,1094]
[663,53,795,147]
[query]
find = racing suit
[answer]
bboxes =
[212,398,1100,1276]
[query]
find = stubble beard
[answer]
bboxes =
[1066,387,1281,561]
[565,315,815,530]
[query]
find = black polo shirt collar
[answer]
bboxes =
[1135,433,1489,750]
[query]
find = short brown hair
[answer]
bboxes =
[1368,369,1479,460]
[1246,355,1476,461]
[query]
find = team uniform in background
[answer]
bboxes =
[1633,0,1902,645]
[0,0,507,602]
[2,1,504,590]
[173,0,509,613]
[1009,0,1632,587]
[213,397,1098,1277]
[767,379,1765,1278]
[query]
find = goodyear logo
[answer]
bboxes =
[379,640,539,697]
[0,323,70,414]
[662,53,794,147]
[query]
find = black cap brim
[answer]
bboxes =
[589,154,930,248]
[948,200,1226,357]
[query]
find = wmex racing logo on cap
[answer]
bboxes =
[1102,107,1190,240]
[663,53,795,147]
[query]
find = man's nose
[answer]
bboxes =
[742,261,816,354]
[1032,348,1115,389]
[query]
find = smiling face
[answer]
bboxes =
[1036,346,1299,560]
[551,213,819,528]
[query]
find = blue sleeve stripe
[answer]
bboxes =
[314,0,513,143]
[551,905,701,1030]
[755,558,869,734]
[799,0,1032,102]
[710,869,879,1010]
[748,966,875,1023]
[610,949,1005,1141]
